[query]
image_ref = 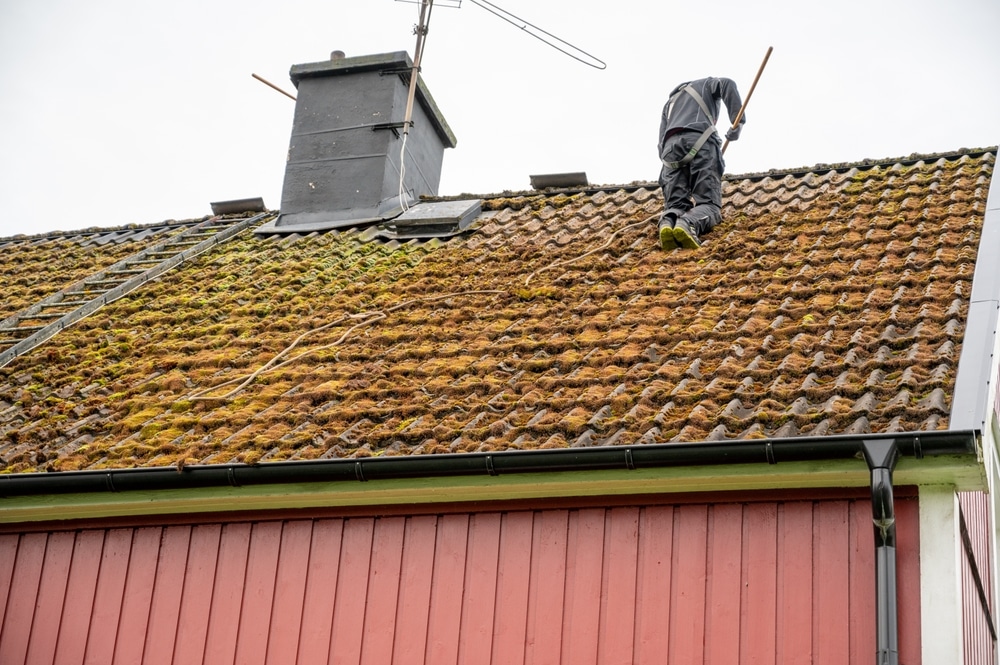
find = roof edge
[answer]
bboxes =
[951,145,1000,433]
[0,430,979,499]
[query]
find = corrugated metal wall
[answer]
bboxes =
[0,496,920,664]
[959,490,996,665]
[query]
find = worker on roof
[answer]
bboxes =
[657,76,745,250]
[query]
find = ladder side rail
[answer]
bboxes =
[0,213,270,368]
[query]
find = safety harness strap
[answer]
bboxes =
[662,125,717,169]
[676,83,716,125]
[661,83,718,170]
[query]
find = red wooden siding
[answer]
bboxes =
[959,491,996,665]
[0,497,920,664]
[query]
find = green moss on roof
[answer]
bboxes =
[0,150,994,474]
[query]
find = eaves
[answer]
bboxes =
[0,430,981,525]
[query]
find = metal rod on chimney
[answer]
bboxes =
[251,73,297,101]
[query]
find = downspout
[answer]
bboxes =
[863,438,901,665]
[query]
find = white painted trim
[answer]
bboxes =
[920,486,964,664]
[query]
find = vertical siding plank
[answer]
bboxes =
[111,528,162,665]
[25,532,75,665]
[561,508,605,665]
[424,513,469,665]
[705,503,743,665]
[524,509,569,665]
[894,497,922,665]
[83,529,134,665]
[202,522,252,665]
[53,530,105,665]
[848,499,875,665]
[392,515,437,665]
[172,524,223,665]
[491,511,534,665]
[329,517,376,665]
[0,533,20,627]
[634,506,674,665]
[360,517,406,665]
[741,502,777,665]
[264,520,314,665]
[234,522,284,665]
[814,501,850,665]
[0,533,47,665]
[141,526,193,665]
[669,505,708,664]
[297,519,344,664]
[776,502,813,663]
[598,507,639,665]
[457,513,502,665]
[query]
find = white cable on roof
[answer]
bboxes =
[399,132,411,212]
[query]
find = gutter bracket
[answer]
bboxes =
[862,438,900,665]
[625,448,635,470]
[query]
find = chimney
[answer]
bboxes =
[258,51,458,235]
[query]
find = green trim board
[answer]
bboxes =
[0,453,983,525]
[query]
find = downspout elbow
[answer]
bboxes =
[870,467,896,548]
[862,438,901,665]
[863,439,900,546]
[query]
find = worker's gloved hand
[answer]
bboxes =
[725,124,742,141]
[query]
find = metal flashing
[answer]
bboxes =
[255,207,395,236]
[951,150,1000,433]
[380,199,481,239]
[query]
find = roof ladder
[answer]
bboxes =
[0,212,272,369]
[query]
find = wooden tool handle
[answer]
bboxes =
[722,46,772,155]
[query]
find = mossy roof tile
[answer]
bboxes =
[0,148,995,473]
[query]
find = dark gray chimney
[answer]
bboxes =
[258,51,457,235]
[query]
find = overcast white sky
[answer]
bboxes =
[0,0,998,238]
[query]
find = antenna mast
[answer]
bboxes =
[397,0,435,211]
[402,0,433,139]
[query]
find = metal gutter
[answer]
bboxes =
[0,430,978,498]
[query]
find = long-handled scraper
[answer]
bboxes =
[722,46,773,155]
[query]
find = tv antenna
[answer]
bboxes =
[395,0,606,70]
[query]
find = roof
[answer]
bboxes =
[0,148,994,476]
